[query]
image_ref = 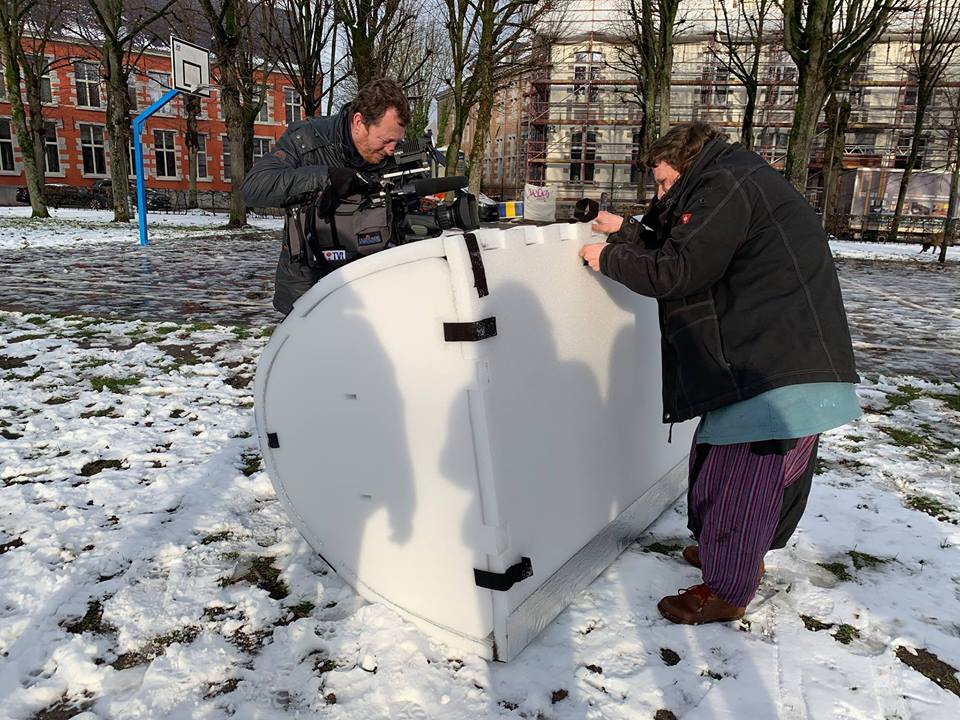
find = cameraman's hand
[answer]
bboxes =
[591,210,624,235]
[328,167,373,199]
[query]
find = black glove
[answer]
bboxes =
[328,167,373,199]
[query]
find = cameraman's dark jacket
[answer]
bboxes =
[599,139,858,424]
[241,104,387,314]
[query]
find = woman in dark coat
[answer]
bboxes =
[579,123,861,624]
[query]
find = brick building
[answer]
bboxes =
[0,37,303,205]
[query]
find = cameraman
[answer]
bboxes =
[241,79,411,314]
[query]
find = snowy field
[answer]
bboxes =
[0,207,284,250]
[0,211,958,719]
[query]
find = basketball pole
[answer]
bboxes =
[134,87,181,247]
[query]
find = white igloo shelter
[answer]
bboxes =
[254,222,696,661]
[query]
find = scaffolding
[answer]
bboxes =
[473,12,960,224]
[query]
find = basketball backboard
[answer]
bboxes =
[171,36,211,96]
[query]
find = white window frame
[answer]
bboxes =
[196,133,210,180]
[75,62,102,108]
[153,129,177,178]
[0,118,16,172]
[221,134,231,181]
[148,71,173,115]
[253,136,271,162]
[44,121,61,174]
[79,123,107,176]
[284,87,302,125]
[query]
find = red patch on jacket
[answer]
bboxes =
[681,212,693,224]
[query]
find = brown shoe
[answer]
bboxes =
[658,584,746,625]
[682,545,701,568]
[681,545,765,581]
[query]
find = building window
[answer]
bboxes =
[221,134,231,180]
[148,72,173,114]
[284,88,302,125]
[253,137,271,161]
[902,87,918,106]
[154,129,176,177]
[570,130,596,183]
[44,121,60,173]
[129,134,137,176]
[0,68,6,101]
[79,124,106,174]
[75,62,101,108]
[127,79,138,111]
[255,94,269,122]
[41,73,52,104]
[0,119,14,171]
[196,134,209,178]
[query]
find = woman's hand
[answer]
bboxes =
[579,243,605,272]
[591,210,624,235]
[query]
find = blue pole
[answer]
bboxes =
[133,88,180,247]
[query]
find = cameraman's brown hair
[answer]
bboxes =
[643,123,726,174]
[353,78,412,127]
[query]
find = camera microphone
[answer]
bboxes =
[413,176,469,196]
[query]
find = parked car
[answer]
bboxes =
[16,183,93,208]
[90,179,173,211]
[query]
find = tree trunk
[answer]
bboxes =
[104,42,132,222]
[185,95,200,209]
[821,93,850,232]
[784,67,828,193]
[467,89,495,196]
[221,76,247,227]
[0,29,48,218]
[942,132,959,265]
[741,52,761,149]
[889,102,928,244]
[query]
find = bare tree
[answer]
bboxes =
[199,0,276,227]
[0,0,46,217]
[780,0,903,193]
[66,0,177,221]
[334,0,418,88]
[272,0,342,118]
[888,0,960,242]
[397,17,449,139]
[440,0,562,195]
[710,0,775,149]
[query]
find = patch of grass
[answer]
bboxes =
[260,327,274,337]
[896,646,960,699]
[885,385,924,410]
[660,648,681,666]
[26,315,48,326]
[75,358,110,370]
[79,407,118,419]
[154,325,178,335]
[204,678,240,699]
[847,550,888,570]
[287,601,315,619]
[906,494,953,521]
[879,426,927,448]
[8,333,47,343]
[221,556,288,600]
[815,458,828,475]
[63,600,109,635]
[817,562,853,582]
[112,626,201,670]
[929,392,960,413]
[89,375,142,393]
[44,396,73,406]
[314,658,338,674]
[80,459,125,477]
[240,453,261,477]
[551,689,569,704]
[30,691,95,720]
[643,541,685,556]
[0,354,33,370]
[200,530,232,545]
[832,623,860,645]
[0,536,24,554]
[187,322,216,332]
[7,368,44,381]
[800,614,834,632]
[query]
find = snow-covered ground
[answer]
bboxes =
[1,212,958,719]
[0,207,284,250]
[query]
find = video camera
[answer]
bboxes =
[364,137,480,242]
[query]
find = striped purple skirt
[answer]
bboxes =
[687,435,820,607]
